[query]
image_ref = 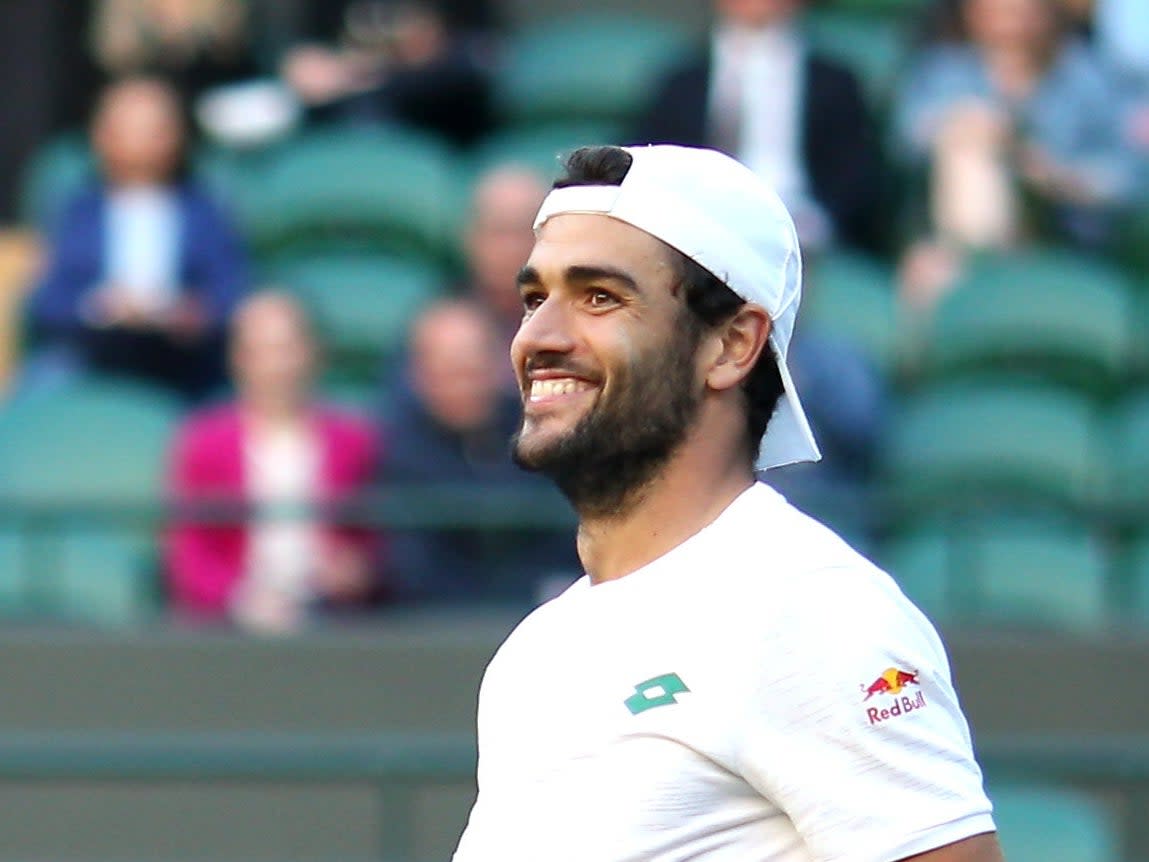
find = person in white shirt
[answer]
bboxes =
[451,144,1002,862]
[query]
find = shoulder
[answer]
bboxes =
[54,183,106,225]
[904,44,978,82]
[171,404,242,471]
[177,404,241,445]
[710,484,942,662]
[317,406,375,443]
[804,51,861,91]
[316,406,380,465]
[1051,40,1115,89]
[481,579,588,679]
[176,182,236,224]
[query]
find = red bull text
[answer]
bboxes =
[860,667,928,725]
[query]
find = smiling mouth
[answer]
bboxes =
[528,377,596,403]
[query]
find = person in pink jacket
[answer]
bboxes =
[165,291,383,632]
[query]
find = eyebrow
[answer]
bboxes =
[516,264,640,294]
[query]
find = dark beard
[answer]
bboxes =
[512,328,702,519]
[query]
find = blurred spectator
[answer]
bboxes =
[894,0,1137,309]
[633,0,882,250]
[91,0,258,107]
[463,165,548,376]
[22,77,247,402]
[762,322,886,553]
[379,299,579,607]
[1092,0,1149,158]
[281,0,492,147]
[166,291,383,633]
[298,0,502,50]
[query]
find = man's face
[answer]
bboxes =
[93,82,184,186]
[511,214,705,514]
[466,171,547,325]
[715,0,803,29]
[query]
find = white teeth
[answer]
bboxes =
[529,378,587,401]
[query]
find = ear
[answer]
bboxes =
[705,304,772,392]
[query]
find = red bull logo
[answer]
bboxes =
[860,667,927,725]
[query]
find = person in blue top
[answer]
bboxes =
[24,76,249,402]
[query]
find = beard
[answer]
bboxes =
[512,324,702,519]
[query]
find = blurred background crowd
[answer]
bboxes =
[0,1,1145,859]
[0,0,1145,636]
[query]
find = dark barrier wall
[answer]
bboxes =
[0,617,1147,860]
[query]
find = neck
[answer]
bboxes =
[574,428,755,585]
[242,395,309,428]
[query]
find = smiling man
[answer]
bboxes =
[451,145,1003,862]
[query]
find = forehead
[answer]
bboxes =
[527,213,678,285]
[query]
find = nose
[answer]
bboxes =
[511,295,577,366]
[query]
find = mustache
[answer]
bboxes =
[523,352,600,381]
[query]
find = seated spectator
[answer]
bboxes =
[91,0,258,108]
[894,0,1137,309]
[281,0,492,147]
[166,291,382,633]
[379,299,579,607]
[297,0,502,54]
[22,76,247,401]
[633,0,882,250]
[462,164,548,380]
[761,324,886,553]
[1093,0,1149,159]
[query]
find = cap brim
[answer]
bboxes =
[756,335,822,471]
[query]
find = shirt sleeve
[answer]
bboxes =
[733,565,995,862]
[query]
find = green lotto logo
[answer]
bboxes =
[624,673,690,715]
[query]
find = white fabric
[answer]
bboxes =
[453,483,994,862]
[712,24,807,204]
[533,145,820,469]
[243,423,321,603]
[104,186,181,312]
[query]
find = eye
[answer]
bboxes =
[587,289,620,309]
[521,290,546,312]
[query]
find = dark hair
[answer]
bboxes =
[554,145,785,464]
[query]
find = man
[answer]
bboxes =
[462,164,549,368]
[633,0,881,250]
[378,299,578,605]
[451,145,1002,861]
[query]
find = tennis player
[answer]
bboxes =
[451,145,1003,862]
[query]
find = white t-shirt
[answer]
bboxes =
[453,483,993,862]
[243,423,321,602]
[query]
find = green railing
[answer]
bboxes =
[0,732,1145,860]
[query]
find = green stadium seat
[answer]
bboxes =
[881,381,1103,510]
[802,10,910,107]
[191,142,283,229]
[803,250,899,370]
[495,14,690,126]
[990,783,1120,862]
[0,380,181,624]
[826,0,929,15]
[882,515,1109,630]
[19,134,96,228]
[1109,389,1149,513]
[246,128,464,266]
[877,523,954,623]
[470,121,624,185]
[1120,533,1149,624]
[921,249,1136,399]
[271,254,446,380]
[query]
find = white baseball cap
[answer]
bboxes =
[532,144,821,470]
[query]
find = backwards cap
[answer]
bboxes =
[533,144,821,470]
